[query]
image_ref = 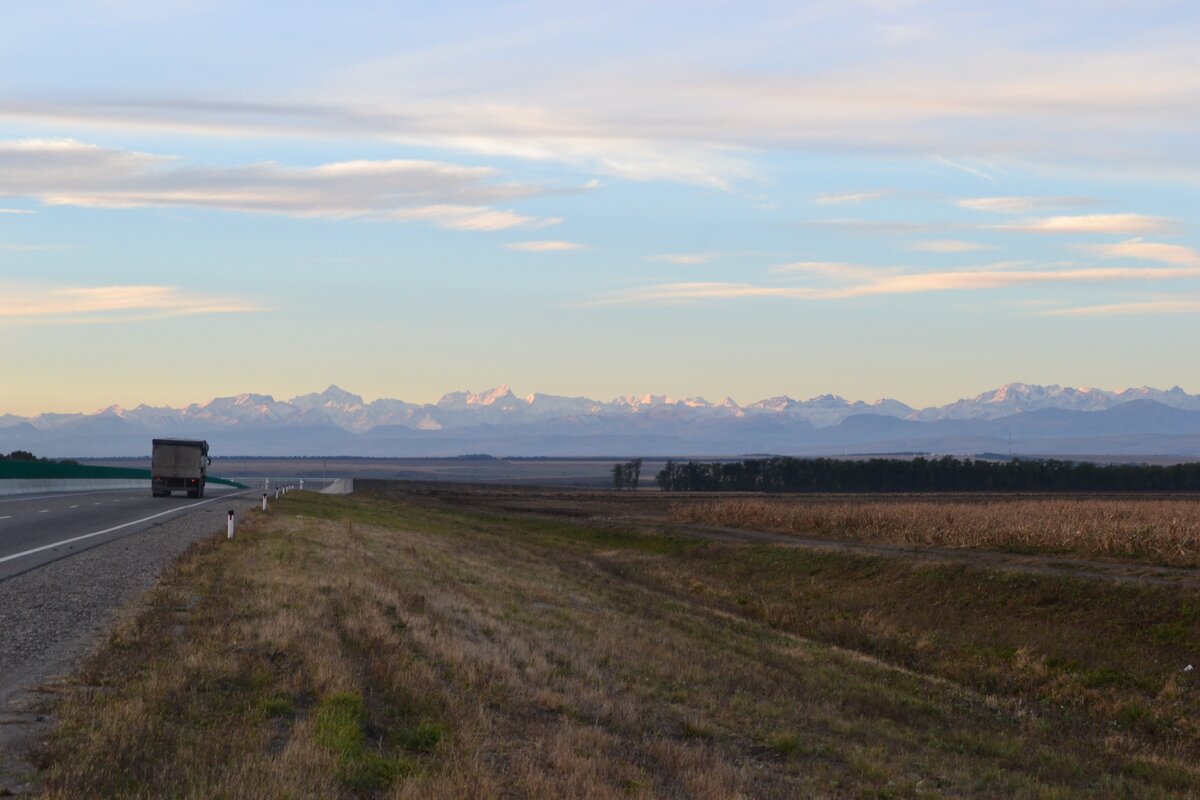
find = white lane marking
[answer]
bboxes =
[38,510,49,514]
[0,515,11,520]
[69,504,79,509]
[93,502,101,506]
[0,489,138,505]
[0,491,252,566]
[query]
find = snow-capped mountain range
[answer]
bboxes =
[3,383,1200,458]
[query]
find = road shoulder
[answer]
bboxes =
[0,497,256,795]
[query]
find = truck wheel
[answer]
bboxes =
[187,489,198,499]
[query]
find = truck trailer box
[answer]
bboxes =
[151,438,210,498]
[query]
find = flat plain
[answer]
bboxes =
[83,456,668,488]
[31,483,1200,798]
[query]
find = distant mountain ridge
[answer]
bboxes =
[3,383,1200,458]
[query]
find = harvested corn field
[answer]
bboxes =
[671,496,1200,566]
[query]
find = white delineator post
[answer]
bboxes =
[262,492,268,512]
[227,510,236,539]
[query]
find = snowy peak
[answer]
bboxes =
[291,385,366,412]
[746,396,798,412]
[525,393,603,415]
[612,394,674,409]
[474,385,517,406]
[806,394,851,408]
[233,393,277,407]
[437,385,519,409]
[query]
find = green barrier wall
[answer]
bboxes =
[0,461,246,488]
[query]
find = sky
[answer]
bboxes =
[1,0,1199,415]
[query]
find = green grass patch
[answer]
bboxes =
[395,718,446,752]
[314,691,412,793]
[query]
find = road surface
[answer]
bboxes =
[0,486,251,581]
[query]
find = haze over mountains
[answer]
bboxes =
[3,383,1200,458]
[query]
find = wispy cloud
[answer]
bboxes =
[387,205,555,231]
[1077,238,1199,266]
[811,190,891,206]
[956,196,1095,214]
[1043,300,1200,316]
[830,266,1200,297]
[647,252,725,265]
[807,213,1178,239]
[0,139,556,231]
[908,239,995,253]
[934,157,994,181]
[0,208,34,214]
[769,261,886,279]
[993,214,1178,235]
[504,240,584,252]
[0,284,269,324]
[609,263,1200,303]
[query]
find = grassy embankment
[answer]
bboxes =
[34,489,1200,798]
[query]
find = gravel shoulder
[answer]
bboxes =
[0,496,258,795]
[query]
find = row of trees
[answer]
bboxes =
[0,450,79,465]
[1,450,40,461]
[655,456,1200,493]
[0,450,64,462]
[612,458,644,490]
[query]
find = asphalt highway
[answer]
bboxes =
[0,486,254,582]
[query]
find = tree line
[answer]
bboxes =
[0,450,77,464]
[655,456,1200,493]
[612,458,643,490]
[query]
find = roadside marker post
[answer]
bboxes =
[227,510,236,539]
[262,493,268,512]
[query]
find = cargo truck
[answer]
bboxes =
[151,438,210,498]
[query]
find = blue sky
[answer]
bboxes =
[1,0,1198,414]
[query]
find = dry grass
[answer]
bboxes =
[33,491,1200,798]
[671,496,1200,565]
